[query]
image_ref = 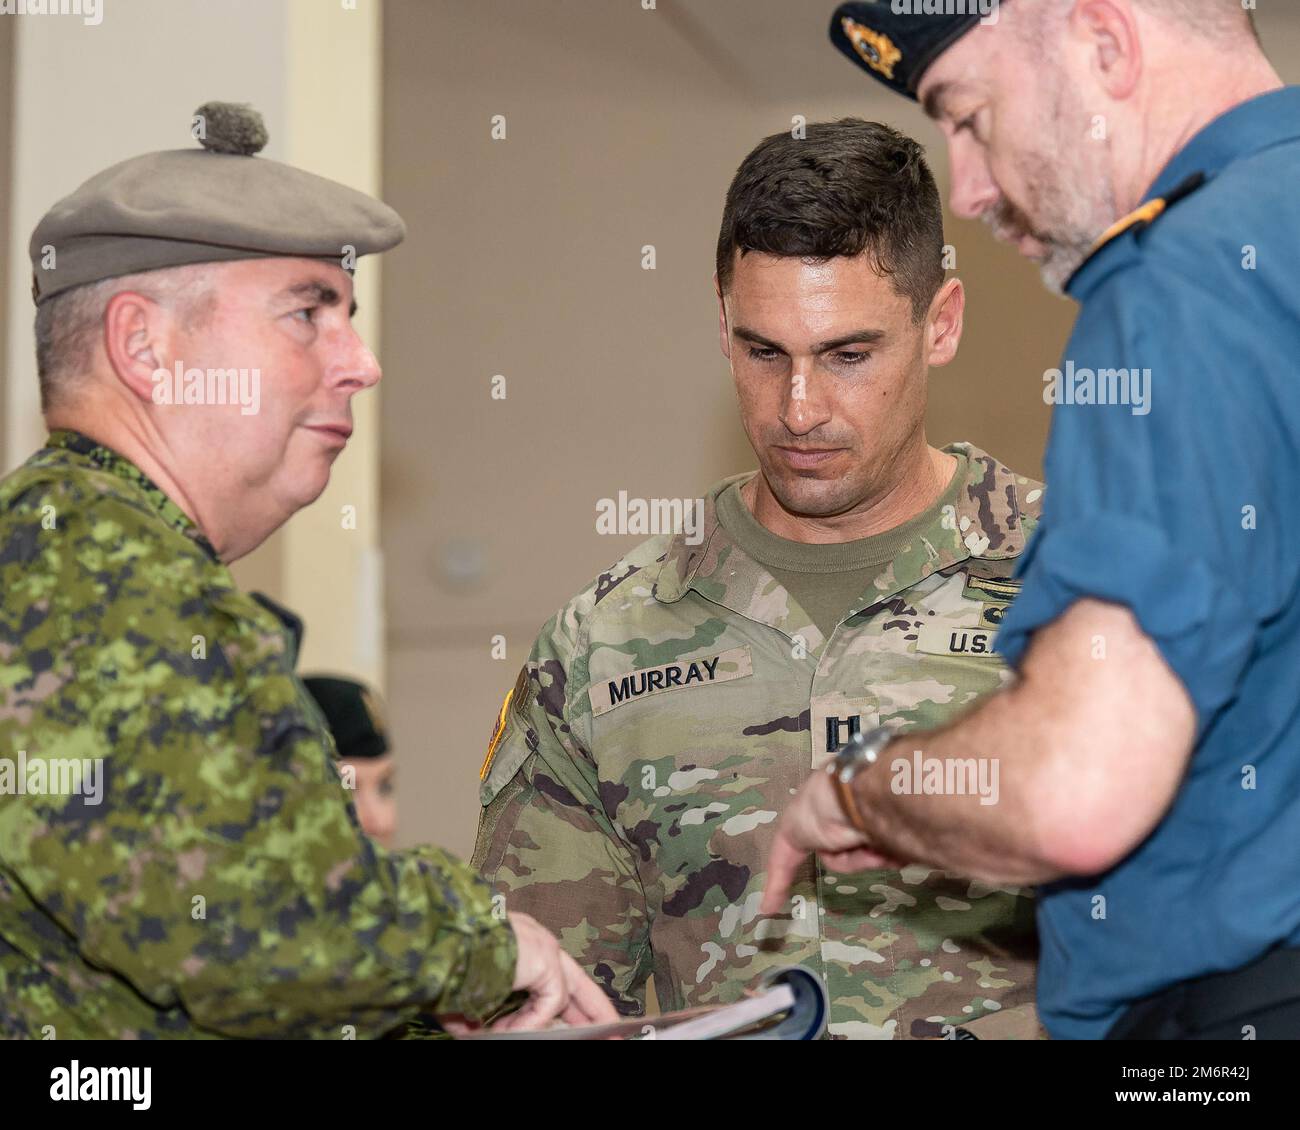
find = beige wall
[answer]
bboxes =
[267,0,389,688]
[380,0,1072,856]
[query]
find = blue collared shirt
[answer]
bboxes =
[997,86,1300,1040]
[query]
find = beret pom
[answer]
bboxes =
[193,101,268,156]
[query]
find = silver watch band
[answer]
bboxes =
[830,725,891,784]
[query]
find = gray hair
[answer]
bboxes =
[1015,0,1256,42]
[1136,0,1258,36]
[35,263,216,412]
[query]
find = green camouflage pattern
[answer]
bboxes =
[473,444,1045,1039]
[0,430,516,1039]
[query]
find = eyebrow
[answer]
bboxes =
[276,279,359,318]
[921,81,954,122]
[733,325,885,353]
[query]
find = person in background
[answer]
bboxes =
[305,675,398,850]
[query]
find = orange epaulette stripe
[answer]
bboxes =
[1067,172,1207,291]
[1089,198,1169,256]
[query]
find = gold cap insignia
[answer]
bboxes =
[842,16,903,81]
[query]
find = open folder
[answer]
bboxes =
[458,965,828,1041]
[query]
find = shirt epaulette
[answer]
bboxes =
[1066,171,1208,289]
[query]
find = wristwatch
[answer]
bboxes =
[825,725,891,834]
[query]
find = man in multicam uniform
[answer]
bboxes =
[474,119,1045,1039]
[0,102,613,1039]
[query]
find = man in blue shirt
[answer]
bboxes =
[763,1,1300,1038]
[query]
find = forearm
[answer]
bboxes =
[850,599,1196,885]
[853,680,1065,885]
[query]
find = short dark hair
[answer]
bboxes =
[716,118,946,321]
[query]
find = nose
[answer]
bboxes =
[946,136,1000,221]
[779,365,832,437]
[329,322,383,392]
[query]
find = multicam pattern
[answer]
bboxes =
[474,444,1046,1039]
[0,430,515,1038]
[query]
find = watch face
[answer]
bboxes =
[843,726,888,765]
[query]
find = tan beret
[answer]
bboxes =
[29,102,405,305]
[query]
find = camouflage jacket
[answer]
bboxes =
[473,444,1045,1039]
[0,430,515,1039]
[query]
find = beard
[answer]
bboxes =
[983,83,1120,294]
[983,158,1117,294]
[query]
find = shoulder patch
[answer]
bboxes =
[509,663,534,723]
[480,666,530,781]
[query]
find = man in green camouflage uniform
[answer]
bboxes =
[0,103,613,1039]
[474,120,1045,1039]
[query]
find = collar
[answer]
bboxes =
[45,428,221,563]
[651,444,1034,630]
[1149,85,1300,201]
[1068,86,1300,294]
[252,591,306,667]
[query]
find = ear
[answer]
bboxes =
[102,290,174,403]
[925,277,965,368]
[714,272,732,361]
[1071,0,1142,101]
